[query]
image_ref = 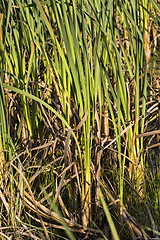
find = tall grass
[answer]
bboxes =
[0,0,160,239]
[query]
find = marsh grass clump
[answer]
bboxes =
[0,0,160,239]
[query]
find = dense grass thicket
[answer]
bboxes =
[0,0,160,239]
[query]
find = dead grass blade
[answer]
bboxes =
[0,232,12,240]
[26,211,97,234]
[7,140,55,167]
[24,190,101,233]
[15,216,42,240]
[53,162,74,204]
[0,189,9,214]
[10,162,51,240]
[74,110,88,131]
[136,129,160,138]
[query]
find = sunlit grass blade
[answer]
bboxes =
[100,191,120,240]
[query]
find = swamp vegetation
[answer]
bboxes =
[0,0,160,239]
